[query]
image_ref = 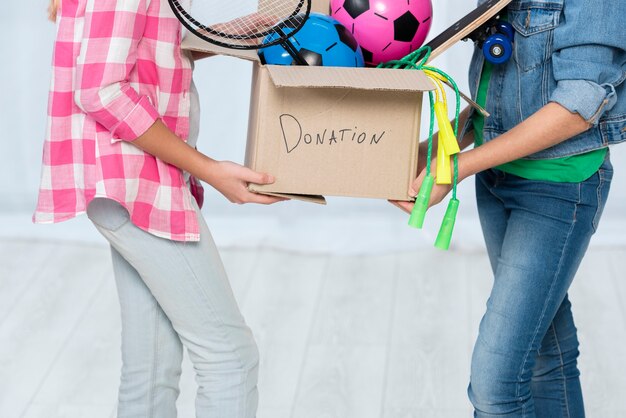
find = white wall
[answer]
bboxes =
[1,1,624,251]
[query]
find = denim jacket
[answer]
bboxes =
[466,0,626,159]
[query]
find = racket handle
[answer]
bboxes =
[275,28,308,66]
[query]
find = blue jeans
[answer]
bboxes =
[87,198,259,418]
[470,157,613,418]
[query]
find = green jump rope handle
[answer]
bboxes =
[408,174,435,229]
[434,198,460,250]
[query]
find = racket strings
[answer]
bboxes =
[172,0,308,47]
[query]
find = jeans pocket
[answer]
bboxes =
[87,198,131,232]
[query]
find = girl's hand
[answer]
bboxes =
[131,121,287,205]
[389,157,454,215]
[206,160,288,205]
[410,158,453,207]
[388,141,434,214]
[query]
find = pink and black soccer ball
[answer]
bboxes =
[330,0,433,66]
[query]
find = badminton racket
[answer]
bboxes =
[168,0,311,64]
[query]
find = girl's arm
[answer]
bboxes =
[456,102,590,180]
[74,0,160,142]
[73,0,282,205]
[393,102,590,213]
[134,120,285,205]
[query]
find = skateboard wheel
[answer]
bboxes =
[495,21,514,41]
[483,34,512,64]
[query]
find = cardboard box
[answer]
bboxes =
[244,65,435,203]
[182,0,476,204]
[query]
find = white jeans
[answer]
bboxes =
[87,198,259,418]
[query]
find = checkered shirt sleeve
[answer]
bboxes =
[34,0,201,242]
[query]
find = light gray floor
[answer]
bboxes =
[1,239,625,418]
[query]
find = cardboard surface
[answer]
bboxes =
[265,65,434,92]
[254,191,327,205]
[441,79,490,118]
[182,32,261,62]
[245,66,423,201]
[311,0,329,13]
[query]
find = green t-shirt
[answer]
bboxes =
[472,61,606,183]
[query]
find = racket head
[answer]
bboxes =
[169,0,312,50]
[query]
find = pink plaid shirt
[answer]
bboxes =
[34,0,203,241]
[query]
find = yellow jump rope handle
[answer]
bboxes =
[436,141,452,185]
[434,102,460,155]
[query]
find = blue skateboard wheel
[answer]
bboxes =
[483,33,512,64]
[495,21,515,41]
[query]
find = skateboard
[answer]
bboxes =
[424,0,513,63]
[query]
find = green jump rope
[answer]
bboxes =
[378,46,462,250]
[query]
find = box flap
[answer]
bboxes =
[183,32,487,116]
[311,0,330,13]
[250,188,327,205]
[265,65,435,92]
[182,32,260,62]
[441,79,490,117]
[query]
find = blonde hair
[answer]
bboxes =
[48,0,59,22]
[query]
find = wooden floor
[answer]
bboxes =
[1,239,625,418]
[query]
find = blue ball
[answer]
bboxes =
[259,13,365,67]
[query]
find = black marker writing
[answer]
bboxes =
[279,114,386,154]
